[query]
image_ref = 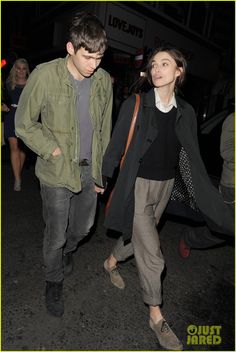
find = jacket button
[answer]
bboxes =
[139,158,143,163]
[147,138,152,143]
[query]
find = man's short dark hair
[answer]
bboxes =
[68,12,107,54]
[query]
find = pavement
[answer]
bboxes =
[1,145,235,351]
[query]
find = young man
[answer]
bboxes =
[15,12,113,317]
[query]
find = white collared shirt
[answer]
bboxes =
[154,88,177,113]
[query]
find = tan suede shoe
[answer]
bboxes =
[103,259,125,289]
[150,318,183,350]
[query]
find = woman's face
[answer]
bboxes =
[16,63,28,80]
[150,51,182,90]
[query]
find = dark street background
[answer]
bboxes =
[1,1,235,350]
[1,146,234,351]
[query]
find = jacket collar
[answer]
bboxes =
[58,55,104,86]
[57,56,71,85]
[143,88,156,108]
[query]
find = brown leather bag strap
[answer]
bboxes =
[105,94,140,215]
[120,93,140,169]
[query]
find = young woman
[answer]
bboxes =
[4,58,30,191]
[102,47,233,350]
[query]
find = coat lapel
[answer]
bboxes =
[143,89,159,128]
[176,95,185,121]
[139,89,159,157]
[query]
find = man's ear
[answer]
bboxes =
[66,42,75,55]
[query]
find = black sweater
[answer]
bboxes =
[137,107,181,180]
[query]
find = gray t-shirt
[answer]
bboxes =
[72,76,93,163]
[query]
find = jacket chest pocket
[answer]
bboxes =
[47,93,73,132]
[91,93,107,127]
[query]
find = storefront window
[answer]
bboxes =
[188,2,207,35]
[158,2,190,24]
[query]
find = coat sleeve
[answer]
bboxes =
[15,68,58,160]
[100,74,113,157]
[102,95,137,178]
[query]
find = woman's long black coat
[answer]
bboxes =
[102,89,234,240]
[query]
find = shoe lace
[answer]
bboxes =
[161,320,170,333]
[110,268,119,276]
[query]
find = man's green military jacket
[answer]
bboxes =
[15,56,113,192]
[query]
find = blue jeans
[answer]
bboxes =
[40,166,97,282]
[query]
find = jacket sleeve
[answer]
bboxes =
[101,74,113,157]
[15,68,58,160]
[102,95,136,178]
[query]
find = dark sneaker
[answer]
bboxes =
[150,318,183,350]
[104,259,125,289]
[45,281,64,317]
[63,252,73,276]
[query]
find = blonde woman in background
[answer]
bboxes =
[4,58,30,191]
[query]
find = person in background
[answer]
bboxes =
[1,102,9,146]
[179,112,234,258]
[219,112,234,216]
[3,58,30,191]
[102,47,233,350]
[15,12,113,317]
[2,78,8,145]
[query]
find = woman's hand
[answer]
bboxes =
[94,185,105,194]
